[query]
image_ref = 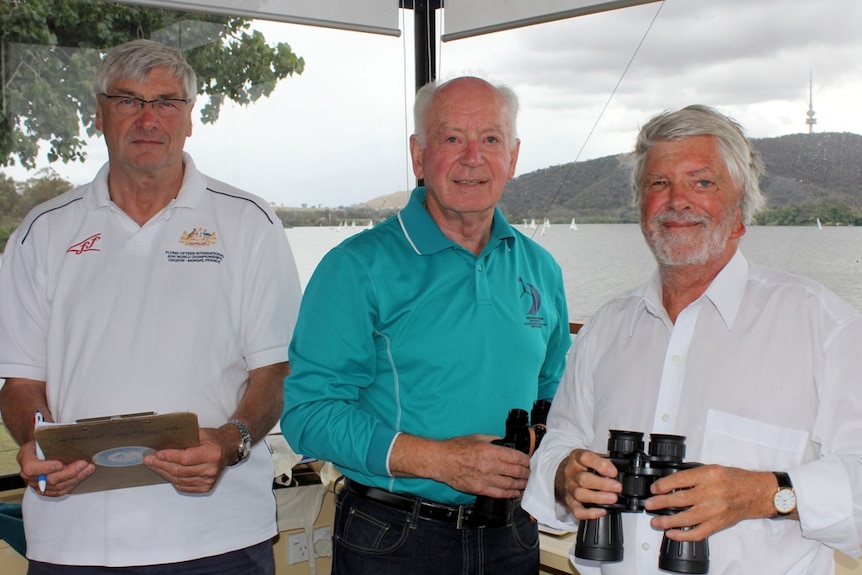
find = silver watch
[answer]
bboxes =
[227,419,252,466]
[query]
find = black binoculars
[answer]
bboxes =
[472,400,551,524]
[574,430,709,574]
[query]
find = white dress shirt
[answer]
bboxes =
[523,250,862,574]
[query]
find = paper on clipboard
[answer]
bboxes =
[34,411,199,494]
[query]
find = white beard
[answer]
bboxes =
[642,207,737,267]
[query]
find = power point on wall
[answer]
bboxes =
[313,526,333,558]
[288,532,309,564]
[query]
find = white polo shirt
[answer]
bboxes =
[0,154,302,566]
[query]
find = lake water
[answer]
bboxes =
[286,223,862,322]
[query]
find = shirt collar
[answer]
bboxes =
[84,152,204,212]
[631,249,750,333]
[397,186,516,255]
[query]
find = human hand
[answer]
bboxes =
[143,427,230,494]
[645,465,778,541]
[554,448,621,520]
[18,440,94,497]
[400,433,529,498]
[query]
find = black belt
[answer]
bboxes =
[344,478,517,529]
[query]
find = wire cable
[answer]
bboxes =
[528,1,666,239]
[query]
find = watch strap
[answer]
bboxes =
[227,419,251,466]
[773,471,792,489]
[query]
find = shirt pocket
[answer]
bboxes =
[700,409,808,538]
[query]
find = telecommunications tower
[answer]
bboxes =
[806,70,817,134]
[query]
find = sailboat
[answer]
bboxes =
[529,218,537,230]
[541,218,550,236]
[569,217,578,231]
[816,217,823,230]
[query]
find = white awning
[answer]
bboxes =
[441,0,663,41]
[117,0,401,37]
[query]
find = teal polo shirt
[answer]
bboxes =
[282,187,570,505]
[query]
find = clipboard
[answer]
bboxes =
[34,412,199,494]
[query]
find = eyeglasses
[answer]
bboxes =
[100,93,190,118]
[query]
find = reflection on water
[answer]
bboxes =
[286,223,862,322]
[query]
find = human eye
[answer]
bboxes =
[156,99,180,111]
[695,179,715,190]
[644,178,668,191]
[115,96,141,110]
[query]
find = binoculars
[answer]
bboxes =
[473,400,551,524]
[574,430,709,574]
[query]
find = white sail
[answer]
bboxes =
[816,217,823,230]
[570,218,578,231]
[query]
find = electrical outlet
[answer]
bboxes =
[288,532,309,564]
[313,526,333,558]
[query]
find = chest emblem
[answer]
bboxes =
[67,233,102,254]
[179,228,218,247]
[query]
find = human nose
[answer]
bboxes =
[135,102,160,125]
[460,140,483,166]
[666,181,693,211]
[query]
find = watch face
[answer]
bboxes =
[774,488,796,514]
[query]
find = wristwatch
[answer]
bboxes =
[772,471,796,517]
[227,419,252,466]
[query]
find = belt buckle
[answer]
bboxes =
[456,505,472,530]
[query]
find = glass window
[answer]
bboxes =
[2,1,860,480]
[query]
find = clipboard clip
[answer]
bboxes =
[75,411,156,423]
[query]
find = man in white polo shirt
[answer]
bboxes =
[0,39,301,574]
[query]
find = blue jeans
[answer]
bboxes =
[332,487,539,575]
[27,539,274,575]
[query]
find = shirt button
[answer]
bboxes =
[672,354,681,363]
[661,413,670,422]
[477,264,483,272]
[641,542,650,551]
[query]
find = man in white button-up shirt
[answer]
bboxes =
[522,105,862,574]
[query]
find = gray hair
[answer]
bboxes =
[94,39,197,100]
[625,104,766,224]
[412,76,519,151]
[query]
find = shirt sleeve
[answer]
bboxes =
[0,224,49,381]
[537,266,571,401]
[792,315,862,556]
[241,208,302,370]
[522,321,594,531]
[280,246,396,476]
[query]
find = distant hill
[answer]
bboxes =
[498,131,862,223]
[352,132,862,226]
[358,190,410,210]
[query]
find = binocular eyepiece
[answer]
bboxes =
[574,430,709,574]
[472,400,551,525]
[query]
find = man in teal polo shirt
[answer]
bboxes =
[281,76,570,574]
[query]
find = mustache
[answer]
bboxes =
[649,210,712,226]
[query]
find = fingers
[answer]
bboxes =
[434,435,532,498]
[23,460,95,497]
[558,449,621,519]
[646,465,776,540]
[144,432,224,493]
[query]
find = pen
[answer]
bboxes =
[34,411,47,495]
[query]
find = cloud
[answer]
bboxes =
[4,0,860,208]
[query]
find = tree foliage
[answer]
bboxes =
[0,168,72,250]
[0,0,305,168]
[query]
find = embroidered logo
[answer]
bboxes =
[519,277,548,328]
[67,233,102,254]
[179,228,217,247]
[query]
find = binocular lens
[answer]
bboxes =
[659,531,709,574]
[574,512,624,562]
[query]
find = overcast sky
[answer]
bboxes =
[5,0,862,208]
